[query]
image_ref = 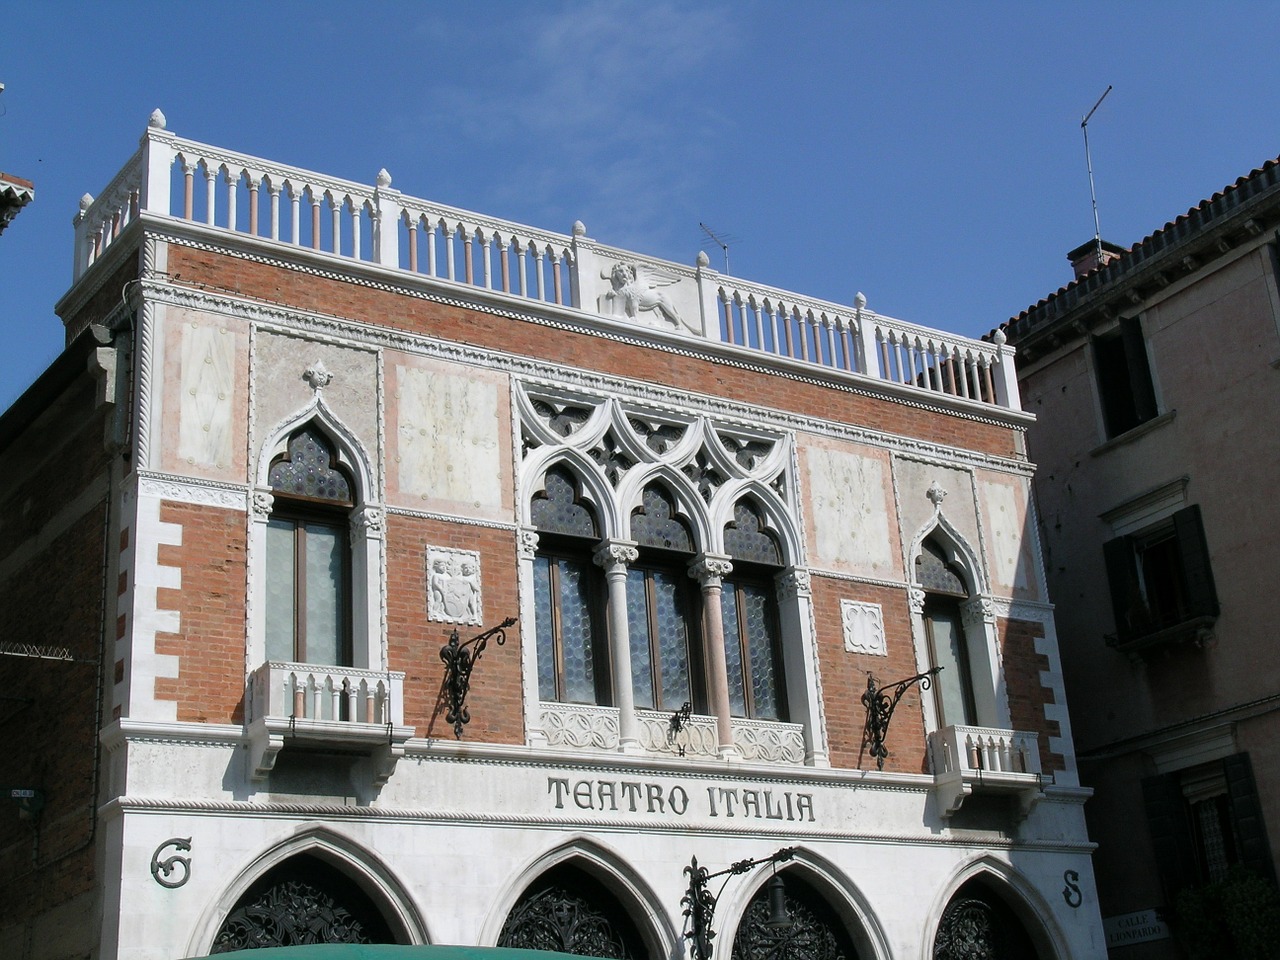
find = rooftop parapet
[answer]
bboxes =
[71,111,1020,412]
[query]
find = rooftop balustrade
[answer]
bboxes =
[73,111,1019,412]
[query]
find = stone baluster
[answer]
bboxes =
[445,222,457,281]
[515,239,529,296]
[309,190,322,250]
[203,162,217,226]
[224,168,238,231]
[351,200,362,261]
[268,179,282,241]
[534,245,547,300]
[329,193,342,254]
[288,182,302,245]
[594,540,642,753]
[182,160,197,221]
[247,176,260,236]
[690,554,737,759]
[426,217,439,277]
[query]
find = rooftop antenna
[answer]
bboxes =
[1081,84,1113,263]
[699,222,735,275]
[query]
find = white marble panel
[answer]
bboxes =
[979,474,1040,599]
[894,459,979,562]
[841,599,887,656]
[800,441,898,578]
[390,359,509,518]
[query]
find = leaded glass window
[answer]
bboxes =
[626,565,695,711]
[722,578,785,720]
[631,485,693,552]
[724,501,781,565]
[266,425,354,666]
[532,467,607,704]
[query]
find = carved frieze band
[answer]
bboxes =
[139,474,248,510]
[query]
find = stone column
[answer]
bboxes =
[595,539,642,753]
[690,553,737,759]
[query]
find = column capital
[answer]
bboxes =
[775,567,811,600]
[961,595,996,629]
[593,539,639,571]
[689,553,733,586]
[908,586,927,616]
[517,527,540,560]
[250,487,274,519]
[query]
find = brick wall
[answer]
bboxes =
[999,617,1064,773]
[164,246,1022,460]
[387,514,524,743]
[809,577,928,773]
[154,502,248,723]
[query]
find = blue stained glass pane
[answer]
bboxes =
[269,425,352,503]
[557,559,596,703]
[631,486,693,552]
[533,556,556,700]
[652,570,691,711]
[741,583,781,720]
[531,467,598,538]
[626,568,656,709]
[721,588,747,716]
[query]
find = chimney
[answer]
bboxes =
[1067,239,1126,280]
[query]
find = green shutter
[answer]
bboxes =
[1121,316,1158,425]
[1142,772,1199,899]
[1174,505,1219,620]
[1103,535,1138,643]
[1224,753,1277,884]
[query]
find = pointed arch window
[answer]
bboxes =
[531,466,610,704]
[265,425,354,666]
[498,864,645,959]
[627,484,699,712]
[722,500,787,721]
[731,872,861,960]
[916,538,977,728]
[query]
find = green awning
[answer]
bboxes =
[195,946,614,960]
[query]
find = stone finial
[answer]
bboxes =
[572,220,587,238]
[926,480,947,509]
[992,328,1007,346]
[376,168,392,188]
[696,250,710,269]
[149,109,167,130]
[79,193,94,212]
[303,361,333,392]
[854,291,867,311]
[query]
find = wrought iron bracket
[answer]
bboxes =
[861,667,941,771]
[667,700,692,756]
[440,616,516,739]
[682,847,795,960]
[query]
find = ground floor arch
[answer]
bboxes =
[730,869,864,960]
[496,862,650,959]
[932,876,1045,960]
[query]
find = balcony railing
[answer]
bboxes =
[538,702,806,765]
[245,661,412,785]
[73,111,1021,413]
[928,723,1044,819]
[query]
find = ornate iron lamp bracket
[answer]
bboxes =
[682,847,795,960]
[861,667,941,771]
[440,616,516,739]
[667,700,693,756]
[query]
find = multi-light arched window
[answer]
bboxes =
[722,500,786,721]
[531,466,610,705]
[265,425,355,666]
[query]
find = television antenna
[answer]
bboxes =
[1081,84,1113,262]
[699,222,736,275]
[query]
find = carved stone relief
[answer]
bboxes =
[841,599,887,656]
[427,546,483,625]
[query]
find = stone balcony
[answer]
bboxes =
[928,723,1044,819]
[70,111,1022,416]
[245,661,413,786]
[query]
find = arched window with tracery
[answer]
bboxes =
[531,465,610,705]
[722,499,786,720]
[498,864,648,960]
[265,424,355,666]
[627,483,700,712]
[210,854,398,952]
[916,537,978,729]
[731,872,860,960]
[932,878,1040,959]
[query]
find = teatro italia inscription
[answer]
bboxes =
[548,777,816,822]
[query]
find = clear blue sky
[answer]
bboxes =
[3,2,1278,407]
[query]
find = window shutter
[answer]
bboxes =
[1142,772,1198,899]
[1121,316,1158,424]
[1103,535,1137,643]
[1174,505,1219,620]
[1223,753,1277,884]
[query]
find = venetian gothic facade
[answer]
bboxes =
[0,113,1105,959]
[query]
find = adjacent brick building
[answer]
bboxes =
[0,111,1103,959]
[1002,157,1280,957]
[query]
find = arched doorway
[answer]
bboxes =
[933,878,1039,959]
[497,863,648,959]
[210,853,400,952]
[731,872,861,960]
